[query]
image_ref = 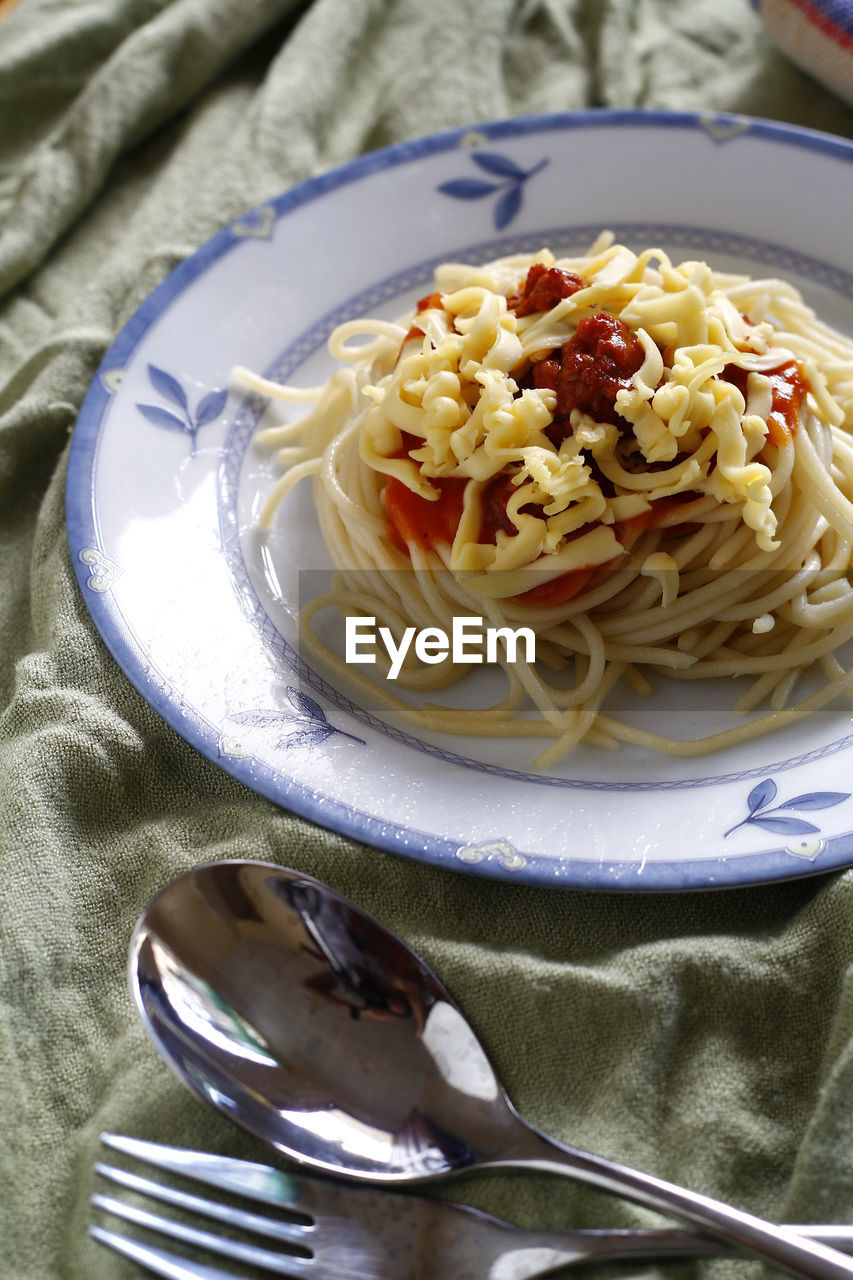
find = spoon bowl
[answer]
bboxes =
[133,861,505,1179]
[132,860,853,1280]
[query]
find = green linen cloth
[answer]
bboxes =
[3,1,853,1277]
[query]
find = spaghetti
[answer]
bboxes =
[238,234,853,763]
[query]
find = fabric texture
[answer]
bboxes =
[754,0,853,107]
[2,2,853,1277]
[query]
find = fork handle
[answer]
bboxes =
[496,1121,853,1280]
[493,1226,853,1280]
[565,1226,853,1263]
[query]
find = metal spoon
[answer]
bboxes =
[131,860,852,1280]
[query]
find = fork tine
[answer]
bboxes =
[91,1193,312,1276]
[95,1162,312,1248]
[100,1134,316,1216]
[90,1223,241,1280]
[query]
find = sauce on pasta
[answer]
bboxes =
[237,234,853,764]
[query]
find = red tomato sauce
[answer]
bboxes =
[384,474,467,554]
[508,264,585,316]
[513,495,693,607]
[380,269,730,607]
[530,312,646,440]
[720,359,807,446]
[385,470,542,556]
[399,291,445,347]
[384,467,693,607]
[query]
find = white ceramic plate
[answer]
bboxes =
[66,110,853,889]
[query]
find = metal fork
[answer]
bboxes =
[90,1134,853,1280]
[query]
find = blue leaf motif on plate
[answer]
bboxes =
[228,711,284,728]
[747,778,777,813]
[437,151,548,229]
[778,792,848,810]
[725,776,849,847]
[287,688,328,723]
[438,178,500,199]
[226,688,364,755]
[279,724,336,750]
[494,185,523,230]
[750,815,820,836]
[137,365,228,456]
[148,364,189,409]
[470,151,526,179]
[137,404,190,433]
[195,387,228,427]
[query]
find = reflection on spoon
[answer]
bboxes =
[131,860,853,1280]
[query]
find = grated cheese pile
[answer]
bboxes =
[357,243,843,582]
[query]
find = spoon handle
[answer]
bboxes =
[501,1124,853,1280]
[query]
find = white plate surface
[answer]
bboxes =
[66,110,853,889]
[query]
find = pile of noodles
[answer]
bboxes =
[236,233,853,764]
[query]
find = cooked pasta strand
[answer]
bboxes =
[245,241,853,763]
